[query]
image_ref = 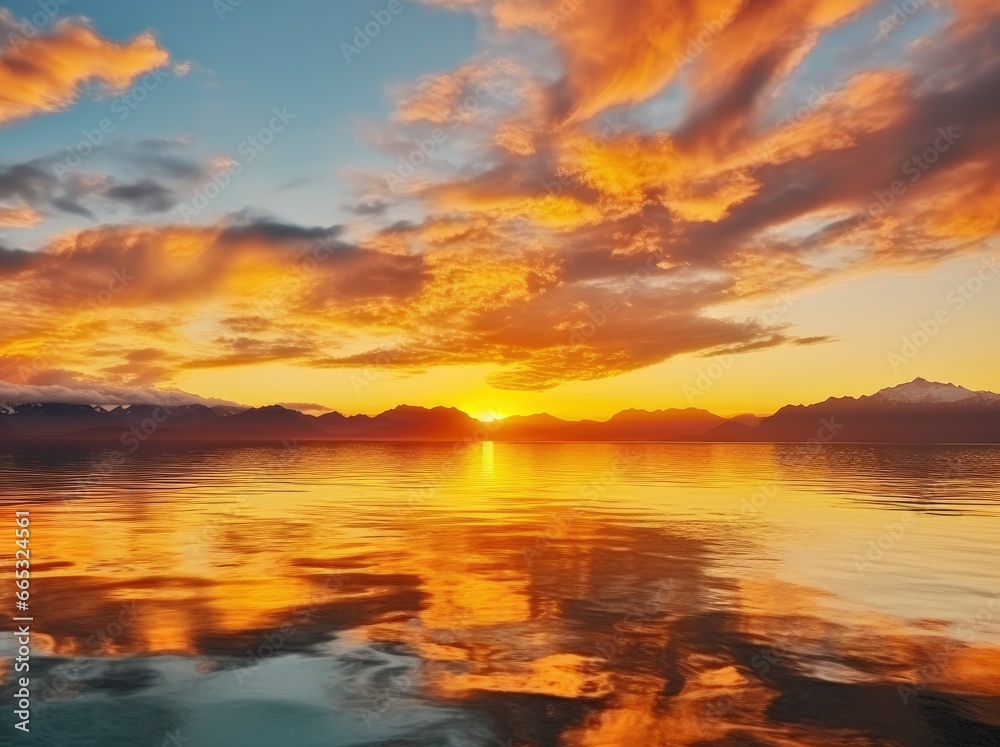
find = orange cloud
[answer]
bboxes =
[0,13,170,126]
[5,0,1000,398]
[422,0,875,127]
[0,203,41,227]
[349,0,1000,391]
[485,0,746,122]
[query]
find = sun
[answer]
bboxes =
[471,410,506,423]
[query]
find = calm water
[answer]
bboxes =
[1,442,999,746]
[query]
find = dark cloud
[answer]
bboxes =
[112,138,207,181]
[180,345,316,370]
[216,219,344,246]
[125,348,167,362]
[219,316,272,334]
[350,199,391,216]
[103,180,177,213]
[0,243,37,272]
[276,401,332,412]
[275,175,321,192]
[793,335,836,346]
[0,139,230,225]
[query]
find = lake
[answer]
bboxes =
[1,442,998,746]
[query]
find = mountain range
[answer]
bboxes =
[0,378,997,444]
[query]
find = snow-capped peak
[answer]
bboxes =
[874,378,996,404]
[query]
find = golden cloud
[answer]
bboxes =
[0,14,170,125]
[5,0,1000,395]
[0,203,41,227]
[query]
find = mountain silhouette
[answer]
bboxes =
[0,378,996,443]
[705,378,1000,444]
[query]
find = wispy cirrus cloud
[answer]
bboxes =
[0,203,41,227]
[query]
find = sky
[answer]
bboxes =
[0,0,998,420]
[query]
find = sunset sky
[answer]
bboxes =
[0,0,998,420]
